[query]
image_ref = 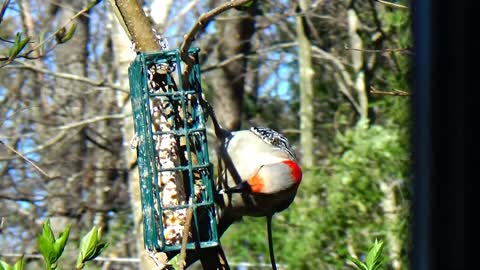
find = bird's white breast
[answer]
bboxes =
[226,130,290,179]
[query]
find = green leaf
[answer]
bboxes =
[8,32,30,58]
[37,236,55,266]
[0,257,23,270]
[76,227,109,269]
[8,32,21,56]
[240,0,255,8]
[13,256,24,270]
[76,256,85,270]
[347,240,385,270]
[348,256,368,270]
[37,221,56,267]
[41,219,55,243]
[59,23,77,44]
[53,224,71,259]
[79,226,99,260]
[77,241,109,269]
[365,239,384,270]
[17,36,30,54]
[371,260,385,270]
[93,242,109,257]
[235,0,256,11]
[169,255,180,270]
[37,220,71,270]
[0,260,13,270]
[38,31,46,55]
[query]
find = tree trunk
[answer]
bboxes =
[110,13,157,270]
[48,0,90,265]
[380,180,402,270]
[296,0,315,167]
[110,1,172,267]
[347,7,368,120]
[212,7,256,130]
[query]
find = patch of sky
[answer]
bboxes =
[18,137,40,162]
[258,53,297,100]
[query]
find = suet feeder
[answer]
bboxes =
[128,48,218,252]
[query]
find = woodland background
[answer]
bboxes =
[0,0,411,269]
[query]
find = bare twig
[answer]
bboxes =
[0,193,44,202]
[0,130,67,161]
[345,45,412,54]
[374,0,409,9]
[28,1,99,53]
[163,0,199,29]
[312,45,364,115]
[0,1,101,66]
[370,86,410,96]
[1,114,129,162]
[1,113,126,142]
[7,61,130,92]
[179,0,255,80]
[201,42,297,73]
[178,207,194,270]
[0,140,51,178]
[56,113,127,130]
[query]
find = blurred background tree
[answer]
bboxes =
[0,0,411,269]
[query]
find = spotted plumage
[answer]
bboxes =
[250,126,297,160]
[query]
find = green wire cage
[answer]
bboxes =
[128,48,218,252]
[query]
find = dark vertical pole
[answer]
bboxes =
[412,1,474,270]
[412,0,432,269]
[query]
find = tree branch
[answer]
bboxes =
[56,113,127,130]
[1,114,126,161]
[7,61,130,92]
[345,45,412,54]
[0,0,101,67]
[109,0,160,52]
[201,42,297,73]
[374,0,408,9]
[178,208,193,270]
[312,45,363,115]
[0,140,51,178]
[370,86,410,96]
[179,0,255,80]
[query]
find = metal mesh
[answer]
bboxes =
[128,48,218,252]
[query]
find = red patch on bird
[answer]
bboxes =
[248,173,265,193]
[282,160,303,184]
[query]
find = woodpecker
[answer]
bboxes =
[213,126,302,270]
[217,126,302,218]
[197,98,302,270]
